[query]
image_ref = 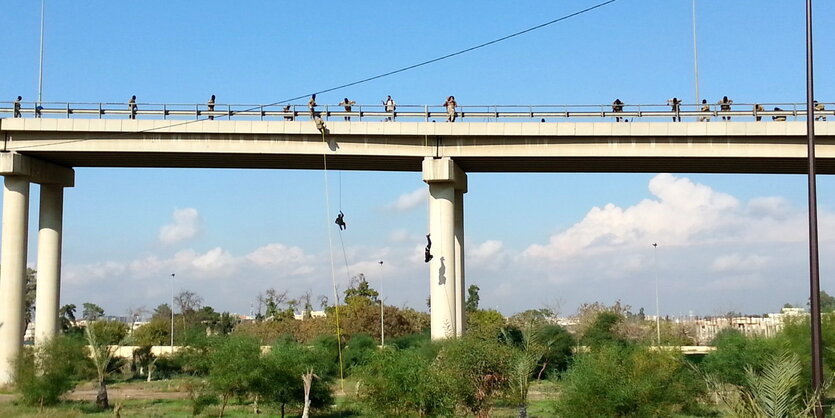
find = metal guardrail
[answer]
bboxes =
[0,101,831,122]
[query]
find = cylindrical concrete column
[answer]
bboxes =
[454,190,465,336]
[35,185,64,345]
[0,176,30,384]
[429,183,456,340]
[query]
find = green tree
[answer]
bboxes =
[88,320,129,345]
[343,334,377,371]
[704,352,826,418]
[82,302,105,322]
[85,324,121,410]
[581,311,627,348]
[554,345,706,417]
[701,329,779,387]
[438,336,515,417]
[466,308,505,339]
[259,340,334,418]
[207,335,263,417]
[130,318,170,346]
[465,284,480,313]
[818,290,835,313]
[59,303,78,332]
[533,324,575,378]
[14,335,88,407]
[356,348,455,416]
[23,268,36,336]
[344,274,379,307]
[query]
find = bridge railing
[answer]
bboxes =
[0,101,830,123]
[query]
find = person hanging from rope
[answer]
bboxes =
[424,234,433,263]
[314,115,327,134]
[335,211,346,230]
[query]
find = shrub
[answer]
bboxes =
[258,341,334,418]
[14,335,88,407]
[701,328,779,387]
[437,336,515,417]
[554,345,707,417]
[343,334,377,371]
[356,348,455,416]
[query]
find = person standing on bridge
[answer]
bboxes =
[668,97,682,122]
[207,95,216,120]
[308,94,317,120]
[698,99,710,122]
[338,98,356,121]
[814,101,826,121]
[754,103,764,122]
[128,95,137,119]
[612,98,624,122]
[13,96,22,118]
[283,105,294,121]
[718,96,733,120]
[444,96,457,122]
[383,95,396,121]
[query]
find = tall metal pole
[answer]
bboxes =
[691,0,700,104]
[379,261,385,347]
[170,273,175,351]
[653,243,660,346]
[805,1,824,416]
[37,0,45,106]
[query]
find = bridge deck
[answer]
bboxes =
[1,118,834,174]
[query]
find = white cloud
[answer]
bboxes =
[710,254,769,272]
[386,187,427,212]
[468,240,507,271]
[158,208,202,245]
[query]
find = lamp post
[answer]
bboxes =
[37,0,45,110]
[691,0,700,105]
[378,261,384,347]
[804,1,824,416]
[170,273,175,352]
[652,243,660,346]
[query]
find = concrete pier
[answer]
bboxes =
[423,157,467,339]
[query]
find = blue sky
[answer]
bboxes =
[2,0,835,318]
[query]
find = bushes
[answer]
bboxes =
[701,328,780,387]
[14,335,88,407]
[554,345,707,417]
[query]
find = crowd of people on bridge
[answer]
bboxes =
[6,94,830,123]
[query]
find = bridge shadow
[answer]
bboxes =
[438,257,446,285]
[328,136,339,151]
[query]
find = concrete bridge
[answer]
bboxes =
[0,110,833,383]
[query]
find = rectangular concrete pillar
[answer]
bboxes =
[454,189,465,336]
[0,176,30,384]
[35,185,64,345]
[423,157,467,340]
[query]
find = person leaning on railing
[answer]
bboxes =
[814,101,826,121]
[718,96,733,120]
[772,107,786,122]
[444,96,457,122]
[612,98,624,122]
[698,99,710,122]
[207,95,216,120]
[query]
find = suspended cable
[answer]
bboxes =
[320,130,346,393]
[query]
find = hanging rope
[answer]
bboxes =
[320,129,346,393]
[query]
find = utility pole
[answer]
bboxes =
[691,0,700,105]
[37,0,45,109]
[804,1,824,416]
[378,261,384,347]
[170,273,175,352]
[653,243,660,346]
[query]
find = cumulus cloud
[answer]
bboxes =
[710,254,769,272]
[386,187,427,212]
[468,240,507,271]
[158,208,202,244]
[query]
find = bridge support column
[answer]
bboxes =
[423,157,467,339]
[0,152,73,385]
[34,185,64,345]
[0,176,30,384]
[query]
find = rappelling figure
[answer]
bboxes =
[335,211,346,230]
[424,234,433,263]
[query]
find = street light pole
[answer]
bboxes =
[804,1,824,416]
[378,261,384,347]
[691,0,700,105]
[170,273,175,352]
[37,0,45,108]
[653,243,660,346]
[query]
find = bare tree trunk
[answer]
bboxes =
[536,361,548,381]
[518,404,528,418]
[218,393,229,418]
[96,378,109,409]
[280,403,285,418]
[301,369,317,418]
